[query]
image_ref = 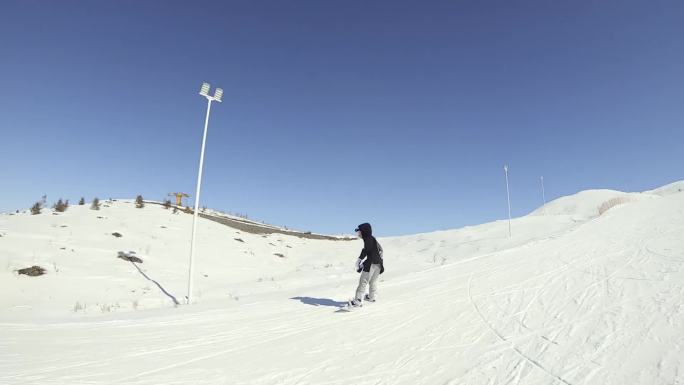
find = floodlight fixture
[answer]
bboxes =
[199,82,210,97]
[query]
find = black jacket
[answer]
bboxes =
[357,223,384,273]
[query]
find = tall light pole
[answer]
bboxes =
[187,82,223,305]
[540,176,547,214]
[504,165,512,238]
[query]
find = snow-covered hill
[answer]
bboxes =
[1,182,683,384]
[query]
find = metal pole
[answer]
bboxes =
[187,98,212,304]
[504,165,511,238]
[540,176,546,213]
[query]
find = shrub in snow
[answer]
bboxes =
[17,265,46,276]
[117,251,142,263]
[112,232,123,238]
[163,200,171,209]
[135,195,144,208]
[91,197,100,210]
[79,197,85,205]
[54,199,68,212]
[30,202,42,215]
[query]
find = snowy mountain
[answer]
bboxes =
[1,182,683,384]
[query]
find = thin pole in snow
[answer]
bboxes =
[187,82,223,305]
[540,176,547,214]
[504,165,512,238]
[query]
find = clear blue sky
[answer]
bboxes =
[1,1,682,236]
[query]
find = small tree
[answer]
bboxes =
[31,202,42,215]
[54,199,67,212]
[163,200,171,209]
[91,197,101,210]
[135,195,144,209]
[78,197,85,205]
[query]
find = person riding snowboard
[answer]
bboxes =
[350,222,384,307]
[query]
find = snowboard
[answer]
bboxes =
[336,298,372,312]
[335,300,358,312]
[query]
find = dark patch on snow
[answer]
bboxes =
[17,266,46,277]
[234,238,244,243]
[143,201,354,241]
[117,251,142,263]
[274,253,285,258]
[112,232,123,238]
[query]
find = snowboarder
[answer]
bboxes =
[350,222,384,307]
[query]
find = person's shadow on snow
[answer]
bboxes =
[291,297,347,308]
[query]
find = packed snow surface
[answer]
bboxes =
[1,183,683,384]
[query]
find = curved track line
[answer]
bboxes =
[467,274,573,385]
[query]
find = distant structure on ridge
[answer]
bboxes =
[168,192,190,206]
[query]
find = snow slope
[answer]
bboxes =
[1,183,683,384]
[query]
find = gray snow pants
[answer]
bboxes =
[355,263,381,301]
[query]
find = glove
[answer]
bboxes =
[355,258,365,273]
